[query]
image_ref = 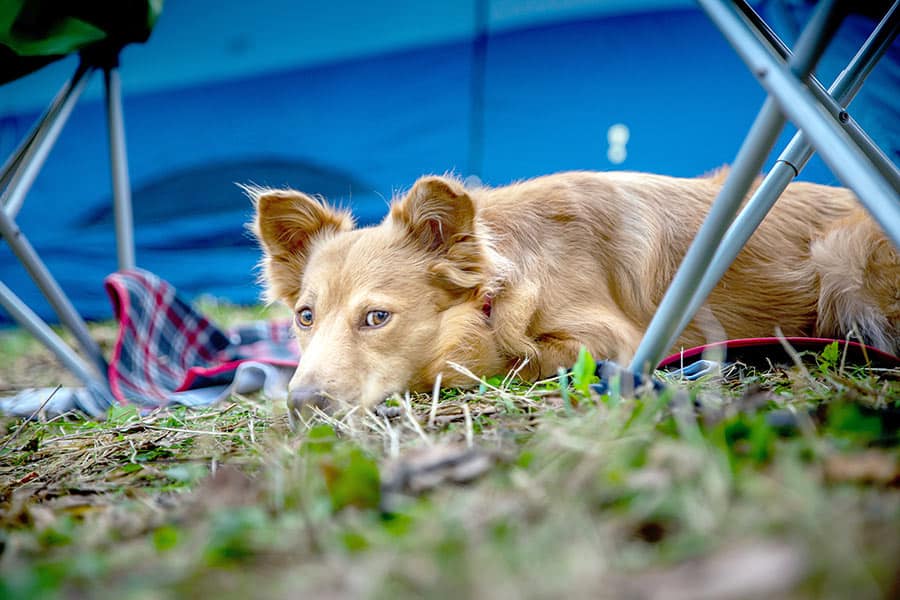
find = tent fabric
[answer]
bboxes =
[1,2,898,324]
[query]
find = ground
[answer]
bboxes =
[1,305,899,599]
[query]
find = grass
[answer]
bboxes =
[1,307,899,599]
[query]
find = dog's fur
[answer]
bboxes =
[249,171,899,409]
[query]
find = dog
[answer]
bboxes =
[249,170,899,411]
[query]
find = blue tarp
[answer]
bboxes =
[1,1,898,323]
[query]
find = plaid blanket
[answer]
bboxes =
[1,268,298,417]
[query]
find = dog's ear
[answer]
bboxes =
[391,176,484,290]
[246,186,353,305]
[392,176,475,252]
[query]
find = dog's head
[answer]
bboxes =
[249,176,503,413]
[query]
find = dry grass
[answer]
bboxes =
[1,311,900,599]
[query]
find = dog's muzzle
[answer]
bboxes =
[288,385,332,415]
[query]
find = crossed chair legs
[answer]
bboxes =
[630,0,900,374]
[1,59,136,404]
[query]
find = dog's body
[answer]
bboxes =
[250,171,899,409]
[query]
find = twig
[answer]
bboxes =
[447,362,500,391]
[43,409,78,426]
[0,385,62,453]
[383,414,399,459]
[363,408,389,435]
[428,372,442,429]
[402,392,431,445]
[774,328,817,383]
[183,402,238,422]
[463,403,473,448]
[525,373,563,397]
[140,424,236,437]
[502,356,530,389]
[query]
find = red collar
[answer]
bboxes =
[482,294,493,319]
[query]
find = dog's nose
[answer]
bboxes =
[288,385,332,414]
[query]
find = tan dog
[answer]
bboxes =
[249,171,899,410]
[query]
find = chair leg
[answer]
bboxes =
[0,67,111,378]
[667,7,900,350]
[628,0,844,373]
[104,66,136,271]
[1,63,92,217]
[0,121,39,193]
[0,208,109,379]
[734,1,900,191]
[0,281,113,400]
[0,63,91,192]
[700,0,900,244]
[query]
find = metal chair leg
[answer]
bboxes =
[2,63,92,217]
[1,59,138,403]
[628,0,845,373]
[0,64,109,379]
[0,281,113,399]
[0,207,109,377]
[104,66,136,271]
[666,6,900,351]
[0,64,92,192]
[735,1,900,191]
[700,0,900,246]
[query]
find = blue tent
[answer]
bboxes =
[2,0,897,322]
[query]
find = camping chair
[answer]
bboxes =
[629,0,900,374]
[0,1,161,403]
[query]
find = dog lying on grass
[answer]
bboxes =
[249,171,899,411]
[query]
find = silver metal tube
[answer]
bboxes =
[628,101,786,373]
[834,113,900,192]
[666,1,899,350]
[734,1,900,192]
[628,0,843,373]
[801,3,900,191]
[104,67,136,271]
[0,281,108,392]
[2,65,93,218]
[829,1,899,107]
[0,210,109,377]
[0,65,91,192]
[699,0,900,247]
[0,123,39,193]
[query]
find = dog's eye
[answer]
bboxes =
[364,310,391,328]
[295,307,314,328]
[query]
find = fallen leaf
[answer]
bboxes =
[627,540,806,600]
[185,465,259,515]
[381,443,497,499]
[824,450,900,486]
[14,471,39,486]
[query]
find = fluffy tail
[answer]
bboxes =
[811,210,899,354]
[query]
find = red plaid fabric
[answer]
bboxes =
[105,269,298,409]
